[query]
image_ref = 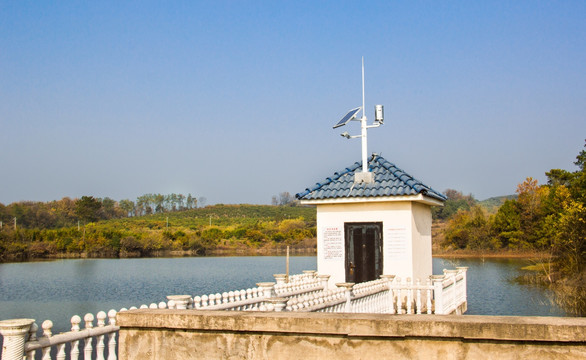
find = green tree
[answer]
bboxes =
[433,189,476,220]
[75,196,102,223]
[119,199,135,217]
[443,206,491,250]
[491,199,522,249]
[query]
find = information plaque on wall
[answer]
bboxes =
[322,227,343,260]
[386,227,407,259]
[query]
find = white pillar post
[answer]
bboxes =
[256,282,276,298]
[274,274,287,285]
[267,297,288,312]
[431,275,445,314]
[380,275,395,314]
[166,295,192,309]
[302,270,317,280]
[0,319,35,360]
[317,275,331,290]
[457,266,468,305]
[336,283,355,313]
[444,269,458,313]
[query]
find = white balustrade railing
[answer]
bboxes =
[191,285,265,311]
[432,267,468,315]
[0,299,169,360]
[0,268,468,359]
[0,310,120,360]
[189,270,328,311]
[276,268,468,315]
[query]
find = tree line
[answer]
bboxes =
[0,204,316,261]
[0,193,203,230]
[441,142,585,275]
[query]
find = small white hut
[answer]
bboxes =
[296,153,446,287]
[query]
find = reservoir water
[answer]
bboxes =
[0,256,567,334]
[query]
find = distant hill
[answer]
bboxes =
[478,195,517,213]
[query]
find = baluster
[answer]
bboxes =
[416,279,422,314]
[25,322,39,360]
[107,310,118,360]
[41,320,53,360]
[426,279,433,314]
[95,311,107,360]
[406,278,413,314]
[69,315,81,360]
[139,304,148,309]
[431,275,444,314]
[201,294,209,307]
[389,286,396,314]
[158,301,167,309]
[84,313,95,359]
[149,303,158,309]
[396,278,403,314]
[193,296,201,309]
[53,339,65,360]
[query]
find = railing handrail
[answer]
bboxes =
[23,324,120,352]
[196,296,266,310]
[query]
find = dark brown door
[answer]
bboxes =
[345,222,383,283]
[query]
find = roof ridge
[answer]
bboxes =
[296,153,447,201]
[373,156,424,194]
[377,156,446,199]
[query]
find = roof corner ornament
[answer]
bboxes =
[333,57,384,184]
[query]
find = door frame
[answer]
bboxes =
[344,222,383,283]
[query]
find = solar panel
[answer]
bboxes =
[333,107,361,129]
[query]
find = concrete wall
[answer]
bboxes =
[117,310,586,360]
[316,200,433,286]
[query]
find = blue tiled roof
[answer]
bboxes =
[295,154,447,202]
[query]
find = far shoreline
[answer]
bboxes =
[0,248,549,264]
[432,249,547,259]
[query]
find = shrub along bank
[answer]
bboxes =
[0,204,317,261]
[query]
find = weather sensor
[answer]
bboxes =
[333,58,385,176]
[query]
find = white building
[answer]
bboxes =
[296,153,446,287]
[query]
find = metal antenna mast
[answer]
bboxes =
[333,58,385,180]
[360,57,368,173]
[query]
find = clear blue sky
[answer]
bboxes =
[1,1,585,205]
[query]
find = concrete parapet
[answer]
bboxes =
[117,310,586,360]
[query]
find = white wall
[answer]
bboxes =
[411,202,433,282]
[315,201,433,288]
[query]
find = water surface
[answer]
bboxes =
[0,256,566,334]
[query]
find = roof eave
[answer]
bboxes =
[299,194,445,206]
